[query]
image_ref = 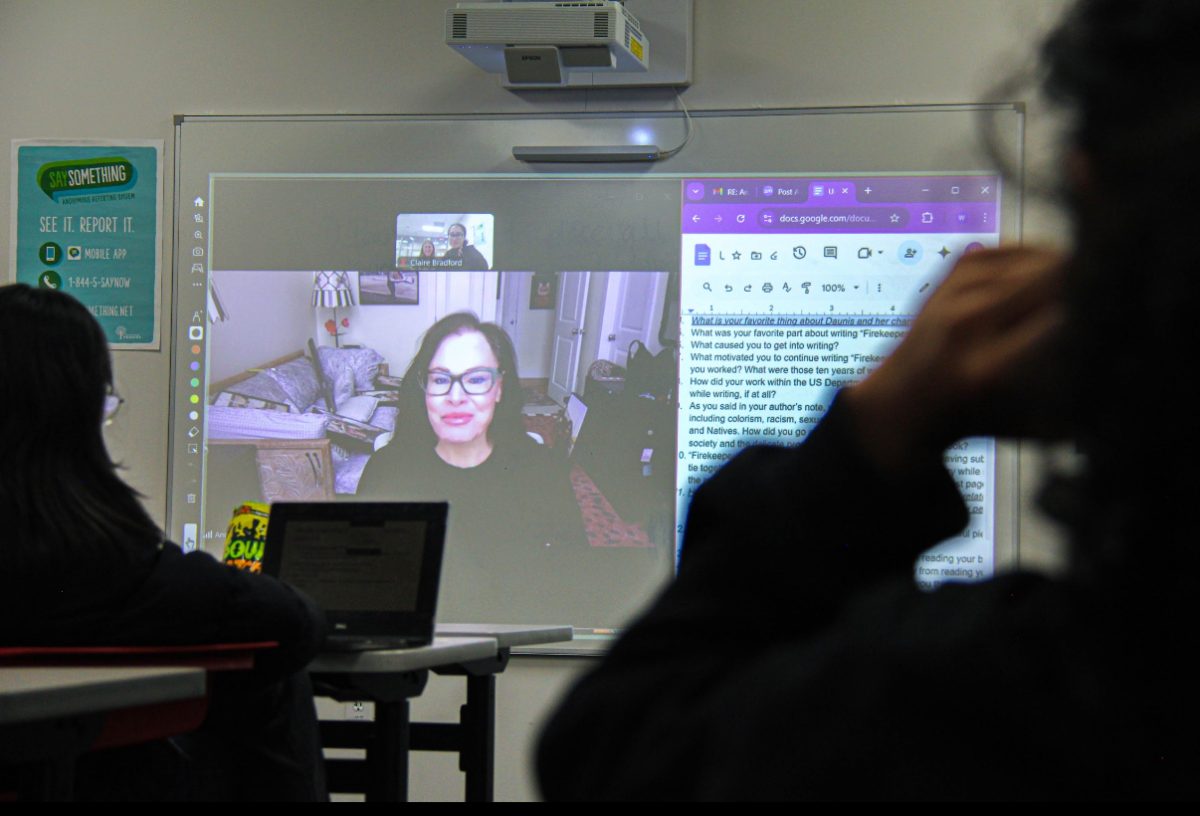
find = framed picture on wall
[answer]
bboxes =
[359,270,418,305]
[529,272,557,310]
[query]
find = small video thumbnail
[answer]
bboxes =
[395,213,495,272]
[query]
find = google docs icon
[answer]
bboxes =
[694,243,711,266]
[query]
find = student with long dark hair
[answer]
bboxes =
[538,0,1200,799]
[0,283,326,801]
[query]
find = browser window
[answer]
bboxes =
[678,175,1001,587]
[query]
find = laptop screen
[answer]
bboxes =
[276,519,426,612]
[264,502,448,639]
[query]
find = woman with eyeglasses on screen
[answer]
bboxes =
[356,312,594,623]
[0,283,326,801]
[438,222,490,271]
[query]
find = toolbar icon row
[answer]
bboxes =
[693,243,961,266]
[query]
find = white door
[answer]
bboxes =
[498,271,526,341]
[547,272,590,404]
[607,271,668,367]
[431,271,499,322]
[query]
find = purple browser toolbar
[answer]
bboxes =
[681,176,1000,234]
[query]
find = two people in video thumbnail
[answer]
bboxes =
[395,216,493,272]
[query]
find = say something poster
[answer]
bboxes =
[11,139,163,349]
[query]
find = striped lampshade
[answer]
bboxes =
[312,270,355,308]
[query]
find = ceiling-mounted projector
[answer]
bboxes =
[445,1,650,88]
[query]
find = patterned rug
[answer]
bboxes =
[520,382,559,407]
[570,463,653,548]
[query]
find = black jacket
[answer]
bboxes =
[2,541,327,800]
[2,542,323,682]
[538,396,1200,800]
[439,243,489,271]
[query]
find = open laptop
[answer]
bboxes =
[263,502,449,652]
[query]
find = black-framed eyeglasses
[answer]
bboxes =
[104,387,125,424]
[448,230,466,239]
[422,367,500,396]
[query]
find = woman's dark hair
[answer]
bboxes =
[1036,1,1200,574]
[0,284,161,578]
[397,312,527,452]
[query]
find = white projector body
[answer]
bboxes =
[445,1,650,87]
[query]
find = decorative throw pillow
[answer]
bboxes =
[263,357,323,412]
[216,371,296,412]
[318,346,386,393]
[335,394,380,424]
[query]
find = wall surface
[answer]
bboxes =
[208,269,316,383]
[505,272,557,378]
[0,0,1072,801]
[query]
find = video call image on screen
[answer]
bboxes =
[171,173,1000,636]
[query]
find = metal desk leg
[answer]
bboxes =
[368,699,409,803]
[461,674,496,802]
[315,669,426,802]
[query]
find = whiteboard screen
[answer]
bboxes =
[170,107,1023,653]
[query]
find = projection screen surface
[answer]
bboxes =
[170,107,1023,653]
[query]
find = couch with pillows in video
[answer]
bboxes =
[206,341,399,501]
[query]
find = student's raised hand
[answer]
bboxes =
[844,247,1068,475]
